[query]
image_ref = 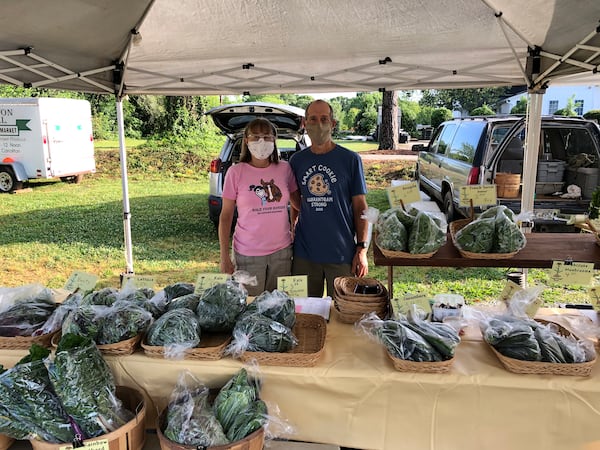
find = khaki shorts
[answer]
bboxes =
[292,256,352,298]
[234,246,293,296]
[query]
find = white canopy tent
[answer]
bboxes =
[2,0,600,272]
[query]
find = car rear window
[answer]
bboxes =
[447,121,486,163]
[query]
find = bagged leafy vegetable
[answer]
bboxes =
[163,371,228,447]
[228,314,298,356]
[243,290,296,328]
[407,211,446,254]
[196,281,247,333]
[49,333,133,438]
[479,205,515,222]
[96,301,153,345]
[454,217,495,253]
[481,316,541,361]
[0,344,76,443]
[61,304,102,341]
[81,287,119,307]
[164,282,195,302]
[494,209,526,253]
[118,287,155,303]
[167,293,202,312]
[145,308,201,348]
[34,292,82,337]
[376,213,408,252]
[0,295,56,337]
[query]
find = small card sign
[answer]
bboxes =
[277,275,307,298]
[63,271,98,293]
[498,280,525,303]
[60,439,109,450]
[122,274,155,290]
[549,261,594,286]
[525,297,543,318]
[195,273,230,294]
[459,185,497,207]
[386,182,421,208]
[391,293,431,318]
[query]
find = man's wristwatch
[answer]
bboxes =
[356,241,368,249]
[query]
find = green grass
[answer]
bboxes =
[0,147,595,305]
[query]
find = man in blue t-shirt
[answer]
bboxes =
[289,100,369,297]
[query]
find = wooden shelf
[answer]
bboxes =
[373,233,600,296]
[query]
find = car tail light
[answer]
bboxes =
[467,167,480,185]
[209,158,222,173]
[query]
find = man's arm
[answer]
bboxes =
[351,194,369,277]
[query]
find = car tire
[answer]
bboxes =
[443,191,456,223]
[0,167,23,193]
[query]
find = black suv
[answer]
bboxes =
[414,115,600,230]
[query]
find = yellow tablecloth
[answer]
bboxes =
[2,310,600,450]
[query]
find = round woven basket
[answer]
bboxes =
[375,242,437,259]
[0,330,58,350]
[449,218,521,259]
[156,409,265,450]
[141,333,231,361]
[333,277,386,299]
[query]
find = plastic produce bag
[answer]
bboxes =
[227,314,298,357]
[243,290,296,329]
[196,280,247,333]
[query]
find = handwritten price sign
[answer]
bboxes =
[63,271,98,293]
[195,273,230,294]
[277,275,307,298]
[386,182,421,208]
[459,185,497,207]
[122,274,155,290]
[549,261,594,286]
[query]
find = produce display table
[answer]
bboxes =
[374,232,600,297]
[2,309,600,450]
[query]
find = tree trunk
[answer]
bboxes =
[379,90,398,150]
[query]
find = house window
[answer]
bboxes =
[575,99,584,115]
[548,100,559,114]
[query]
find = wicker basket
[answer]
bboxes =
[449,218,521,259]
[51,333,143,356]
[495,172,521,198]
[386,349,455,373]
[142,333,231,360]
[333,276,387,301]
[374,240,437,259]
[239,313,326,367]
[0,330,59,350]
[156,409,265,450]
[0,434,14,450]
[488,344,596,376]
[30,385,146,450]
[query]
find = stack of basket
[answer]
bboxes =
[333,277,389,324]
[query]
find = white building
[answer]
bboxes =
[498,85,600,115]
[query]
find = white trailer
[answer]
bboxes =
[0,97,96,192]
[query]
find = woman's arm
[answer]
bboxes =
[218,197,236,274]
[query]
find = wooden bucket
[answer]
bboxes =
[495,172,521,198]
[0,434,14,450]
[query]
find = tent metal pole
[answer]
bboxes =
[116,98,134,274]
[520,91,544,219]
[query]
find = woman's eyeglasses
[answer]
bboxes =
[247,134,275,142]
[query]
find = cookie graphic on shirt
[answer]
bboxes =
[308,174,330,196]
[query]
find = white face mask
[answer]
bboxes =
[247,139,274,160]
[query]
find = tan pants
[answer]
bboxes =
[292,256,352,298]
[234,246,293,296]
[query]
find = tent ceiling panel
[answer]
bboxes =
[0,0,599,96]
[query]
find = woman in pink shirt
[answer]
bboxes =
[219,118,300,295]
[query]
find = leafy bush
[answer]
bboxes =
[583,110,600,123]
[431,108,453,128]
[470,104,495,116]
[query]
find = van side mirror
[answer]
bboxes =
[412,144,425,152]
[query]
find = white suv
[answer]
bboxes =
[206,102,309,227]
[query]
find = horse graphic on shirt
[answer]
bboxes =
[249,179,282,205]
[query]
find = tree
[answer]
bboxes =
[419,87,508,113]
[378,91,398,150]
[431,108,453,128]
[510,96,528,114]
[554,95,578,116]
[470,104,495,116]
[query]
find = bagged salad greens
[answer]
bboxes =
[228,314,298,357]
[196,281,247,333]
[407,211,446,254]
[0,344,75,443]
[145,308,201,348]
[0,285,56,337]
[375,213,407,252]
[49,333,133,438]
[243,290,296,329]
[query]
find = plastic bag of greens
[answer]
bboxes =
[95,301,153,345]
[61,304,103,341]
[493,208,526,253]
[163,371,229,447]
[0,296,57,337]
[145,308,201,352]
[243,290,296,329]
[80,287,119,307]
[49,334,133,438]
[407,211,446,254]
[227,314,298,357]
[454,216,495,253]
[0,344,76,443]
[168,293,202,312]
[34,292,83,337]
[196,280,247,333]
[376,213,408,252]
[0,283,52,314]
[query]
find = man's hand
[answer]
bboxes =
[352,248,369,277]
